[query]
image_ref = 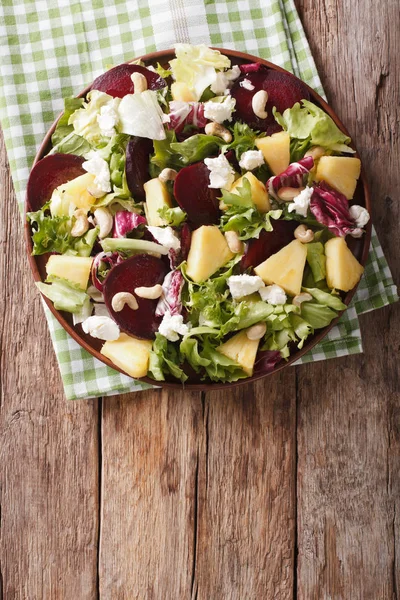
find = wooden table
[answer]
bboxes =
[1,1,399,597]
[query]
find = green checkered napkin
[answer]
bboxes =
[0,0,397,399]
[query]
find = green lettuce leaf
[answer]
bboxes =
[224,121,260,160]
[153,62,172,79]
[157,205,187,226]
[220,203,283,241]
[148,334,188,382]
[36,279,90,313]
[219,176,253,208]
[300,302,339,328]
[170,134,224,164]
[273,100,355,153]
[150,129,182,175]
[50,131,91,157]
[306,242,326,282]
[51,97,85,146]
[302,287,346,311]
[68,90,115,143]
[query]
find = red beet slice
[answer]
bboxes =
[91,64,166,98]
[180,223,192,261]
[26,154,85,211]
[125,136,153,200]
[174,162,220,226]
[230,68,310,133]
[240,220,298,272]
[103,254,168,339]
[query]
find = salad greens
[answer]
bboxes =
[27,44,367,384]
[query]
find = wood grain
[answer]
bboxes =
[295,1,400,598]
[0,132,100,599]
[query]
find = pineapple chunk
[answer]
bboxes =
[230,172,270,213]
[217,330,260,376]
[255,131,290,175]
[186,225,234,283]
[315,156,361,200]
[58,173,98,210]
[46,255,93,290]
[101,333,152,378]
[325,237,364,292]
[171,82,196,102]
[143,177,172,226]
[254,239,307,297]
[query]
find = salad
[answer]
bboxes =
[26,44,370,384]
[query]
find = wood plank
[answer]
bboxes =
[193,374,297,599]
[0,130,100,599]
[99,390,203,599]
[295,1,399,598]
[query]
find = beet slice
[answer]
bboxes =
[26,154,85,212]
[125,136,153,200]
[174,162,220,226]
[103,254,168,339]
[91,64,166,98]
[240,220,298,272]
[230,68,310,134]
[180,223,192,261]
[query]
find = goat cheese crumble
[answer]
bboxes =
[97,103,119,137]
[287,186,314,218]
[203,95,236,124]
[204,153,235,190]
[82,151,112,197]
[240,78,255,91]
[349,204,370,228]
[210,65,241,95]
[239,150,265,171]
[227,274,265,299]
[82,316,120,341]
[158,312,190,342]
[147,226,181,251]
[259,284,287,305]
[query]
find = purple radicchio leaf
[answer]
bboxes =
[155,270,184,317]
[167,101,207,133]
[267,156,314,200]
[112,211,147,238]
[91,251,122,291]
[239,63,263,74]
[254,350,282,375]
[310,181,363,237]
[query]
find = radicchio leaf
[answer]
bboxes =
[310,182,363,237]
[113,211,147,238]
[156,270,184,317]
[254,350,282,375]
[239,63,263,74]
[267,156,314,200]
[91,251,122,291]
[167,101,207,133]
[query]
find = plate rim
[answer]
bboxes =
[24,47,372,390]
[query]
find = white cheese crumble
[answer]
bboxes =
[259,284,287,305]
[147,226,181,251]
[210,65,241,95]
[97,103,119,137]
[82,151,112,197]
[349,204,370,228]
[240,78,255,91]
[239,149,265,171]
[158,311,190,342]
[203,95,236,124]
[287,186,314,218]
[227,274,265,299]
[204,153,235,190]
[82,316,120,341]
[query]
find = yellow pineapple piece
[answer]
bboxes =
[255,131,290,175]
[217,330,260,376]
[58,173,98,210]
[315,156,361,200]
[46,255,93,290]
[325,237,364,292]
[101,333,152,378]
[230,172,270,213]
[171,82,196,102]
[186,225,234,283]
[254,239,307,297]
[143,177,173,226]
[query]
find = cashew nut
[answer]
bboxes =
[277,186,305,202]
[294,224,314,243]
[305,146,325,160]
[134,284,163,300]
[246,322,267,341]
[111,292,139,312]
[205,122,232,143]
[292,293,313,307]
[224,231,244,254]
[94,207,113,239]
[252,90,269,119]
[71,209,89,237]
[159,168,178,183]
[131,72,148,93]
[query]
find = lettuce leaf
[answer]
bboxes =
[170,134,224,164]
[273,100,355,153]
[300,302,339,328]
[148,333,188,382]
[169,44,231,100]
[51,97,85,146]
[150,129,182,175]
[69,90,116,143]
[220,199,283,241]
[306,242,326,282]
[224,121,260,160]
[118,90,167,140]
[36,279,90,313]
[302,287,346,311]
[157,205,187,226]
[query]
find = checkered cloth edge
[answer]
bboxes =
[0,0,397,399]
